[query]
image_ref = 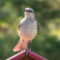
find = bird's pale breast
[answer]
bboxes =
[18,18,37,41]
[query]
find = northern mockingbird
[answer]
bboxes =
[13,8,39,52]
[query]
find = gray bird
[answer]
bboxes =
[13,8,39,52]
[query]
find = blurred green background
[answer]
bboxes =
[0,0,60,60]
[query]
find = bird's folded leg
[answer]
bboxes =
[22,40,29,50]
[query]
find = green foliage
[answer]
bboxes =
[0,0,60,60]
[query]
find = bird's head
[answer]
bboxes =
[24,8,35,18]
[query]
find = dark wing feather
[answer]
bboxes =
[18,23,22,30]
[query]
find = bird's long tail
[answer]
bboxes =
[13,39,29,52]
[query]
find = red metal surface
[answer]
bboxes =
[28,50,48,60]
[6,50,48,60]
[6,50,26,60]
